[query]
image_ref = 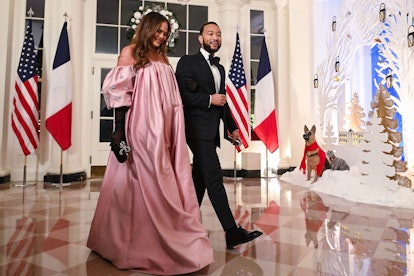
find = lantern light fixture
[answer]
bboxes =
[379,3,386,22]
[332,16,337,32]
[386,71,392,88]
[408,25,414,47]
[313,74,318,88]
[335,56,340,72]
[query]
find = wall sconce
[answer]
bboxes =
[386,71,392,88]
[408,25,414,47]
[379,3,386,22]
[335,56,340,72]
[332,16,337,32]
[313,74,318,88]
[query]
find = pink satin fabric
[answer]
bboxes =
[87,63,213,275]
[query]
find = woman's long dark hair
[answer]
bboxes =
[131,11,171,69]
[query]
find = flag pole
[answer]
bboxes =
[233,146,237,179]
[51,149,71,188]
[225,145,242,182]
[13,156,36,187]
[262,148,276,178]
[60,150,63,195]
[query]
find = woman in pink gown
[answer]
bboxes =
[87,12,213,275]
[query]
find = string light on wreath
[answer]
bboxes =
[126,5,180,52]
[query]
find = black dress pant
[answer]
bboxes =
[187,138,237,231]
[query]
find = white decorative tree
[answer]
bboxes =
[374,0,414,171]
[323,122,337,147]
[347,92,366,132]
[370,85,411,187]
[360,113,397,191]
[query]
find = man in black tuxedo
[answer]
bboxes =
[176,22,262,249]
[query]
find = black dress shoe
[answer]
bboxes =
[225,226,263,249]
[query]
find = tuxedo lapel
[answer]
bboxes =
[218,65,225,94]
[195,52,216,93]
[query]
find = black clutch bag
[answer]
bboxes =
[110,140,131,163]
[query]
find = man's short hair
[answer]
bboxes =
[199,22,219,35]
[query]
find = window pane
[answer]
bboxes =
[250,10,264,34]
[101,68,111,88]
[96,26,118,54]
[27,0,45,18]
[122,0,140,25]
[189,6,208,30]
[168,3,187,30]
[26,19,44,49]
[37,82,42,104]
[169,31,186,57]
[188,32,199,55]
[250,88,255,114]
[100,95,112,117]
[250,36,262,60]
[100,120,113,142]
[120,27,130,48]
[36,49,43,77]
[97,0,119,24]
[250,61,259,85]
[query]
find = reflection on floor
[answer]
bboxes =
[0,176,413,275]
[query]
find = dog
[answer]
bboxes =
[299,125,330,183]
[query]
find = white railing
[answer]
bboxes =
[338,130,364,145]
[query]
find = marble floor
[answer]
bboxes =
[0,176,413,275]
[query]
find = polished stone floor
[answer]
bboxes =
[0,176,413,275]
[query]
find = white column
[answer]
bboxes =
[274,0,291,171]
[215,0,243,69]
[43,0,86,180]
[288,0,315,166]
[0,0,12,182]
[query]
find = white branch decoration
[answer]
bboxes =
[315,0,382,143]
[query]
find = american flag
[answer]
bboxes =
[11,20,39,156]
[226,33,249,151]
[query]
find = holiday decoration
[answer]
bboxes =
[347,92,366,132]
[126,4,180,52]
[323,122,337,146]
[359,112,396,189]
[314,0,382,137]
[370,85,411,187]
[374,0,414,172]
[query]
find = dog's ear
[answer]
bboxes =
[311,125,316,134]
[304,125,309,133]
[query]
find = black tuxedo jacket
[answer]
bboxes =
[176,51,237,147]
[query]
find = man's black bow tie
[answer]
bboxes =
[209,55,220,66]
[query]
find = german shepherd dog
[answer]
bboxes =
[299,125,330,183]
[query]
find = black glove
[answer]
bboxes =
[110,106,130,163]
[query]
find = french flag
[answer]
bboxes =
[45,22,72,150]
[253,38,279,153]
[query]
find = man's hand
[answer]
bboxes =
[211,94,227,106]
[231,129,240,145]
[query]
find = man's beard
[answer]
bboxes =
[203,41,221,54]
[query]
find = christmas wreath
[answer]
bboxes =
[126,4,180,52]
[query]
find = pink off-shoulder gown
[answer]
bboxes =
[87,62,214,275]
